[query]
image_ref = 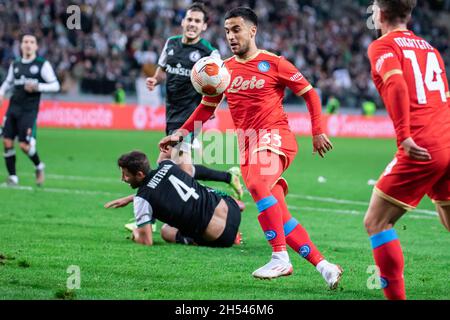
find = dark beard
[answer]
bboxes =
[235,42,250,57]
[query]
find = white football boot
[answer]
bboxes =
[252,252,293,279]
[6,175,19,186]
[316,260,343,290]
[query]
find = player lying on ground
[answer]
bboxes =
[105,147,243,247]
[146,2,244,199]
[0,33,60,186]
[160,7,342,289]
[365,0,450,300]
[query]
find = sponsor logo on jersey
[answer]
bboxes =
[290,72,304,82]
[375,52,394,73]
[30,65,39,74]
[299,245,311,257]
[227,76,265,93]
[258,61,270,72]
[13,75,39,86]
[165,63,191,77]
[265,230,277,241]
[189,50,201,62]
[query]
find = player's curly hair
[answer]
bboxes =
[375,0,417,24]
[118,151,150,175]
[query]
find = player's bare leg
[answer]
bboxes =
[167,142,244,199]
[160,224,196,245]
[19,137,45,186]
[160,224,179,243]
[3,138,18,186]
[435,204,450,232]
[364,192,407,300]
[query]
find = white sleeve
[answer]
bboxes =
[0,64,14,96]
[157,39,169,68]
[210,49,221,60]
[133,196,153,227]
[38,61,60,93]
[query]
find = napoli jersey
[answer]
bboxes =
[133,160,222,238]
[158,35,220,125]
[368,30,450,151]
[202,50,312,132]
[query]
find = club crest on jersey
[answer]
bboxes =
[380,277,389,289]
[14,67,19,74]
[265,230,277,241]
[189,50,201,62]
[258,61,270,72]
[299,245,311,257]
[30,65,39,74]
[168,49,174,56]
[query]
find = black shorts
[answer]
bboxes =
[166,122,184,136]
[194,196,242,248]
[3,110,38,143]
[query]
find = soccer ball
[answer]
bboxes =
[190,56,231,97]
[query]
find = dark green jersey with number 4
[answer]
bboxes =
[133,160,222,238]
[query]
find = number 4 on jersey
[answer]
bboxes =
[168,175,200,202]
[403,50,446,104]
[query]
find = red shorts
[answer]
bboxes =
[375,147,450,210]
[238,127,298,188]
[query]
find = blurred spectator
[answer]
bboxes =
[325,96,340,115]
[0,0,449,109]
[114,82,126,105]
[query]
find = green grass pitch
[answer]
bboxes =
[0,128,449,300]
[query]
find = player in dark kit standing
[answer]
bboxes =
[365,0,450,300]
[146,2,243,199]
[0,34,60,186]
[105,150,242,247]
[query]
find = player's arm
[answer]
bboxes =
[368,42,430,161]
[104,194,134,209]
[159,95,223,151]
[131,196,154,246]
[27,61,60,93]
[132,224,153,246]
[146,39,170,91]
[146,66,166,91]
[278,57,332,157]
[0,64,14,105]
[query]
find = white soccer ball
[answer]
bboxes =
[190,56,231,97]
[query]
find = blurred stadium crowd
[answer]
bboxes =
[0,0,449,109]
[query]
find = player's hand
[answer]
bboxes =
[156,146,173,163]
[146,77,158,91]
[24,82,39,93]
[159,133,184,152]
[312,133,333,158]
[401,137,431,161]
[104,195,134,209]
